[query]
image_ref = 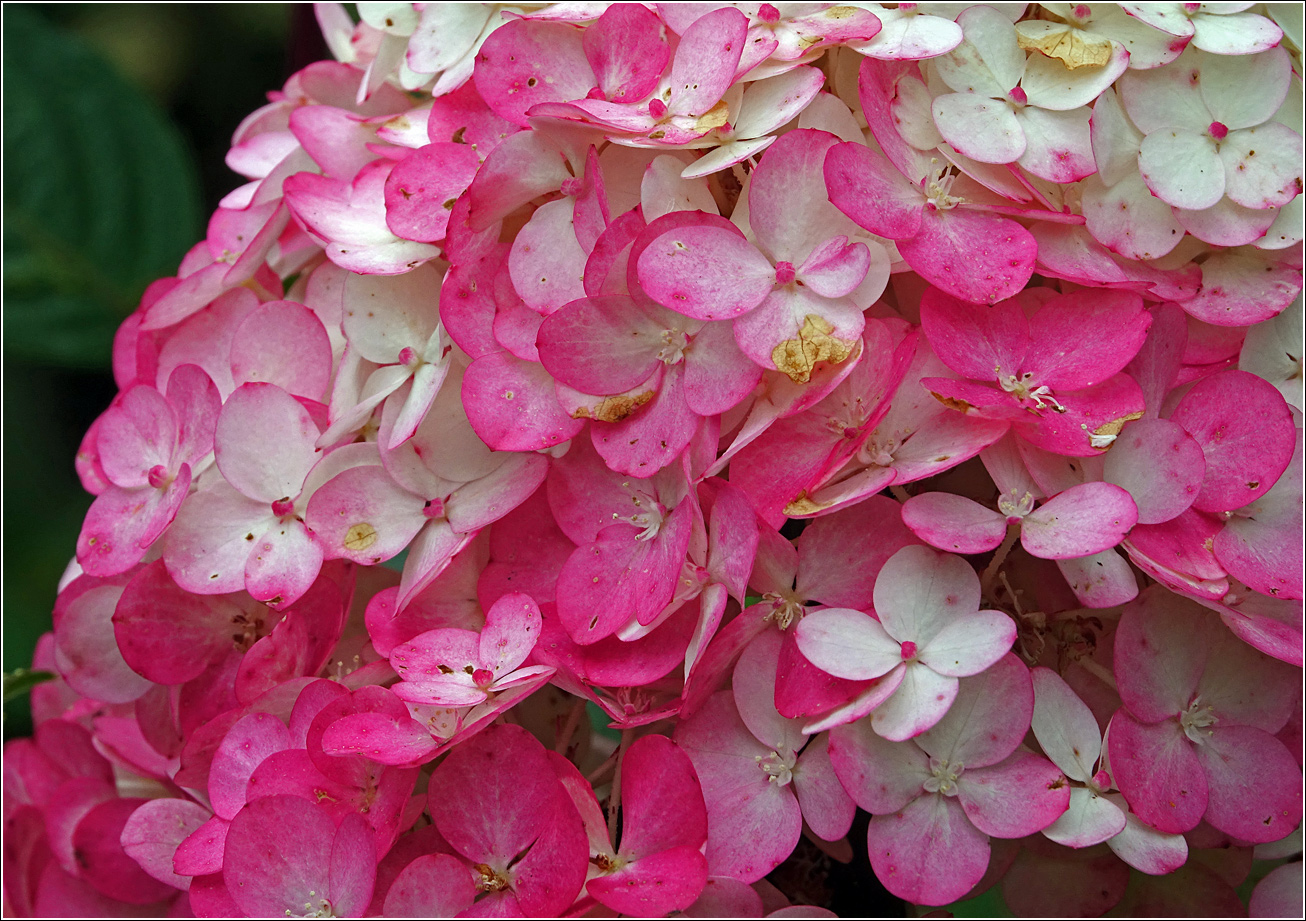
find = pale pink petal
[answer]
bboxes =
[120,798,212,891]
[306,465,425,565]
[828,715,930,814]
[1138,130,1225,210]
[509,198,588,316]
[230,301,333,401]
[1248,861,1303,919]
[869,665,959,741]
[215,383,321,504]
[917,609,1016,678]
[1042,787,1128,848]
[916,655,1033,769]
[1082,174,1186,262]
[932,94,1025,163]
[1020,482,1139,559]
[1015,104,1096,183]
[794,608,903,680]
[1030,667,1104,782]
[873,545,982,646]
[243,517,324,608]
[1104,801,1189,875]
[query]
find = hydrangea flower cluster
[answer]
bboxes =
[6,3,1303,917]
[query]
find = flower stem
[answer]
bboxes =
[980,524,1021,600]
[555,697,587,756]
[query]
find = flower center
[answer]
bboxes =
[922,159,963,211]
[923,757,965,796]
[774,261,797,286]
[292,889,335,918]
[473,863,511,893]
[997,488,1036,522]
[998,370,1067,413]
[147,464,173,489]
[656,328,690,365]
[900,640,919,661]
[1179,697,1218,744]
[756,748,796,786]
[762,591,805,630]
[271,496,296,518]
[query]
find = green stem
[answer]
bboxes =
[980,524,1021,600]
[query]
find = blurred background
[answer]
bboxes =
[3,3,330,737]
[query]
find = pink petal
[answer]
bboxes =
[478,593,542,678]
[584,4,669,103]
[956,751,1071,838]
[461,351,584,452]
[916,654,1033,769]
[120,798,212,891]
[867,794,990,906]
[899,207,1037,305]
[1197,724,1303,843]
[1169,369,1296,513]
[638,223,775,321]
[1102,418,1206,524]
[473,19,595,127]
[230,301,332,401]
[306,465,425,565]
[791,733,856,842]
[222,795,343,917]
[828,718,930,814]
[1107,712,1207,835]
[1023,289,1151,392]
[901,492,1008,554]
[667,8,747,116]
[243,517,324,608]
[537,295,665,394]
[823,141,924,240]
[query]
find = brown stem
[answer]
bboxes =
[555,697,587,756]
[606,729,633,845]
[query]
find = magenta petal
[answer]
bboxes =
[328,811,378,918]
[1020,482,1138,559]
[537,295,665,394]
[867,794,990,906]
[590,847,708,916]
[900,208,1036,305]
[901,492,1007,554]
[638,223,775,321]
[383,854,477,917]
[222,795,338,917]
[1169,369,1296,513]
[1107,712,1207,835]
[918,285,1032,385]
[619,735,708,858]
[823,141,923,240]
[956,751,1070,838]
[1023,289,1150,392]
[462,351,584,452]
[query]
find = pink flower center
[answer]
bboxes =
[147,464,172,489]
[648,98,668,119]
[1073,4,1092,19]
[398,346,420,367]
[1209,121,1229,140]
[423,497,446,519]
[560,177,584,197]
[472,668,495,688]
[900,640,918,661]
[271,497,295,517]
[1008,85,1028,106]
[758,3,781,23]
[774,261,797,285]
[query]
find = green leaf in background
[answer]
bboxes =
[3,670,56,705]
[3,4,202,368]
